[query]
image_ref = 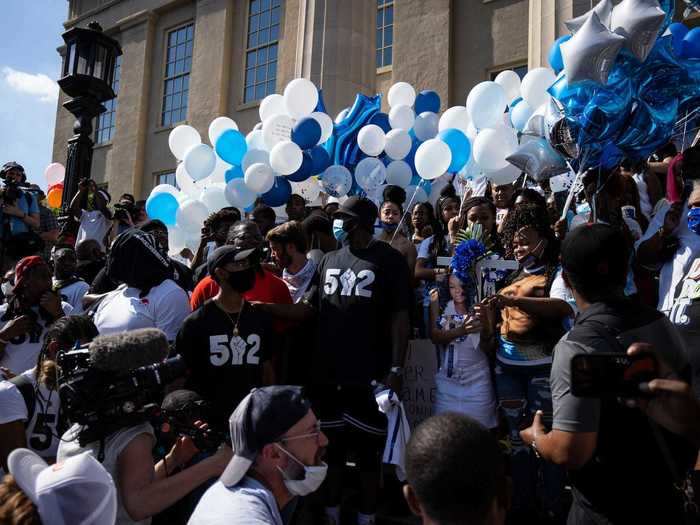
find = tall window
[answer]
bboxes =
[95,54,121,144]
[162,23,194,127]
[244,0,281,103]
[376,1,393,69]
[155,170,177,188]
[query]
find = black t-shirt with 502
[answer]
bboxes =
[309,240,411,386]
[176,301,276,429]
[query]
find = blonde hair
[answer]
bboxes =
[0,475,41,525]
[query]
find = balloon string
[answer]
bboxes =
[682,109,690,153]
[674,107,700,128]
[391,184,420,244]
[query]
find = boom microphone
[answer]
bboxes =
[89,328,169,373]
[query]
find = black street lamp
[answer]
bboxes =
[57,21,121,222]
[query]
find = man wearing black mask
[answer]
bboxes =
[176,245,277,429]
[141,219,194,292]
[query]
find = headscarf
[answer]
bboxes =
[106,229,174,297]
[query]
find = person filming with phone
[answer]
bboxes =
[520,224,693,525]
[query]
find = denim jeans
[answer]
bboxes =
[494,361,568,519]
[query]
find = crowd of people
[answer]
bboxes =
[0,141,700,525]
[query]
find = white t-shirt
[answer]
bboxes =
[54,279,90,314]
[636,199,700,313]
[59,422,155,525]
[77,210,111,250]
[93,279,191,341]
[633,172,653,220]
[0,302,73,376]
[0,368,62,463]
[188,477,283,525]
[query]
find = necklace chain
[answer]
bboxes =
[223,299,245,337]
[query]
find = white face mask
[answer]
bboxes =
[1,281,13,297]
[275,444,327,496]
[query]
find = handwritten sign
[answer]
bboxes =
[401,339,437,428]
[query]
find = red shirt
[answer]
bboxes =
[190,269,293,312]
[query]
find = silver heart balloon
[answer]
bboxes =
[506,137,569,182]
[522,114,547,137]
[560,12,626,85]
[610,0,665,62]
[565,0,614,33]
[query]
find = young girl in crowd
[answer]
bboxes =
[0,315,98,472]
[480,203,571,520]
[410,202,435,245]
[377,199,417,274]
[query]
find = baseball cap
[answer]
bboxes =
[8,448,117,525]
[221,385,311,487]
[14,256,48,290]
[334,196,378,227]
[207,245,256,276]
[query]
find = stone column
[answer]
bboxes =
[107,11,156,199]
[528,0,588,68]
[187,0,234,133]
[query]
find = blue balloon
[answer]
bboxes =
[368,112,391,133]
[225,165,243,183]
[681,28,700,59]
[577,77,633,146]
[145,192,179,226]
[669,23,689,55]
[415,90,441,114]
[437,128,470,173]
[548,34,572,74]
[315,89,328,113]
[291,117,322,149]
[288,152,313,182]
[310,146,331,174]
[215,129,247,165]
[262,176,292,207]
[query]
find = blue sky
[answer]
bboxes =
[0,1,67,189]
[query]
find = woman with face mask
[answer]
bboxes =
[478,204,571,521]
[377,200,417,278]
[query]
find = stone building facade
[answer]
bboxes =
[52,0,595,200]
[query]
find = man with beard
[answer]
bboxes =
[176,245,277,429]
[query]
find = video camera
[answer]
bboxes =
[57,347,187,445]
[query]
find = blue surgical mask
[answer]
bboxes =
[688,208,700,235]
[381,222,399,234]
[333,219,348,243]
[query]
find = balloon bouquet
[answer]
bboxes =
[44,163,66,209]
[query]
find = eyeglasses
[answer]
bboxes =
[279,420,323,443]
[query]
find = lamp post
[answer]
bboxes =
[57,21,121,223]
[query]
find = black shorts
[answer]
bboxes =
[309,384,387,472]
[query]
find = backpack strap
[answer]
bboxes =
[9,374,36,423]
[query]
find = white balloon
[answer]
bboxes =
[310,112,334,143]
[354,157,386,192]
[242,149,270,172]
[386,160,412,188]
[494,70,522,103]
[321,165,353,197]
[413,111,439,141]
[405,184,429,204]
[151,183,180,198]
[485,163,521,186]
[389,105,415,130]
[335,107,350,123]
[283,78,318,119]
[520,67,556,110]
[473,126,518,172]
[208,116,238,146]
[466,121,478,142]
[269,140,303,175]
[225,178,256,208]
[384,129,412,160]
[244,162,275,193]
[388,82,416,108]
[438,106,470,134]
[415,139,452,180]
[209,156,231,185]
[259,94,286,121]
[510,100,535,131]
[291,178,321,203]
[246,129,267,151]
[200,183,229,213]
[263,114,294,149]
[176,199,209,234]
[168,226,187,254]
[357,125,386,157]
[466,81,506,130]
[183,143,216,181]
[175,163,199,198]
[168,125,201,160]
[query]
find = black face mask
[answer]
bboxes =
[226,267,257,294]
